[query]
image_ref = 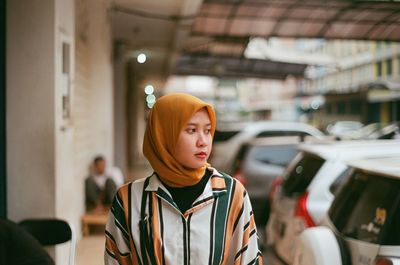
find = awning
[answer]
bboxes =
[192,0,400,41]
[367,81,400,102]
[173,55,307,79]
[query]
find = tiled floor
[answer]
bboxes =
[76,235,104,265]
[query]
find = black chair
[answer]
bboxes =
[19,218,76,265]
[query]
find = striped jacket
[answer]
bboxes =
[104,168,263,265]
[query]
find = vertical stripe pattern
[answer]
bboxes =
[105,169,263,265]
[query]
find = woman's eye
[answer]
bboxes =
[204,129,211,134]
[186,128,196,133]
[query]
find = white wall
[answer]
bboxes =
[65,0,114,231]
[73,0,114,222]
[87,0,114,164]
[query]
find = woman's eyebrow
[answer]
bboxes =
[186,122,211,126]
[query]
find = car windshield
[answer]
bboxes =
[329,170,400,245]
[213,130,241,143]
[329,167,353,195]
[255,131,309,139]
[281,153,325,197]
[250,145,299,167]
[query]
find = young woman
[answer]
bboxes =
[105,93,262,265]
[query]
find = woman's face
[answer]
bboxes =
[174,109,213,169]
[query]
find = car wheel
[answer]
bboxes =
[293,227,350,265]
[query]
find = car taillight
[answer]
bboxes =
[233,170,247,186]
[294,192,316,227]
[374,257,393,265]
[268,176,283,203]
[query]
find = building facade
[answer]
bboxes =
[300,39,400,127]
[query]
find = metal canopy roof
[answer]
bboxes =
[180,0,400,79]
[192,0,400,41]
[174,55,307,79]
[111,0,400,84]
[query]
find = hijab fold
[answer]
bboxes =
[143,93,216,187]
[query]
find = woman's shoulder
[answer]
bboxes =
[207,166,231,178]
[208,167,246,191]
[117,174,155,193]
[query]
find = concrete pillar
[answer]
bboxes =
[7,0,57,221]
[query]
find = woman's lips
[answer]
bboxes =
[195,152,207,159]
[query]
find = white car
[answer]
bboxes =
[210,121,324,174]
[326,121,364,140]
[294,156,400,265]
[266,140,400,265]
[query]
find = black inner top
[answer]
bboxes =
[163,169,212,213]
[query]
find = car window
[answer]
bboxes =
[250,145,299,167]
[329,170,400,245]
[213,130,240,143]
[231,144,249,172]
[255,131,309,140]
[329,167,353,195]
[281,153,325,197]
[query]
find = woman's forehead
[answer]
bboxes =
[187,109,211,123]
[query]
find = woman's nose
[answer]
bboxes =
[197,132,207,146]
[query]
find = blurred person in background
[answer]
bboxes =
[85,155,121,214]
[104,93,262,264]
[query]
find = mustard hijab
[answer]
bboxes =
[143,93,216,187]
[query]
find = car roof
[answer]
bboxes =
[216,121,250,131]
[347,156,400,178]
[239,121,324,136]
[246,135,332,146]
[299,139,400,161]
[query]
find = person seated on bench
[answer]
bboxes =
[85,155,118,214]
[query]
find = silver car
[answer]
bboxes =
[210,121,324,173]
[231,137,306,228]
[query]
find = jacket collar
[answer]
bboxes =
[145,167,227,202]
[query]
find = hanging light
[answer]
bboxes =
[137,53,146,64]
[144,85,154,95]
[146,94,156,104]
